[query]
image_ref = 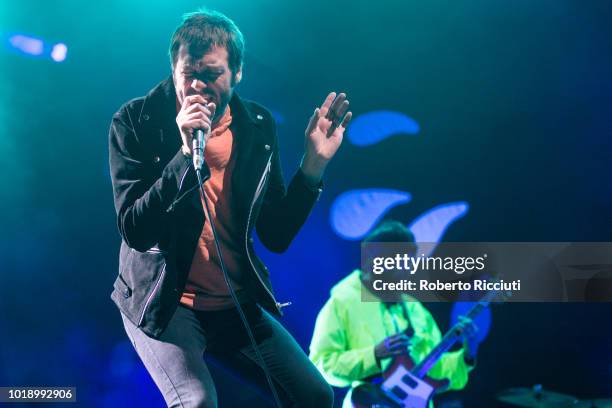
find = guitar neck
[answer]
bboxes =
[412,302,486,379]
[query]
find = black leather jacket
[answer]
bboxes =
[108,77,321,338]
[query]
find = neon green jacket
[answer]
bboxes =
[309,270,473,407]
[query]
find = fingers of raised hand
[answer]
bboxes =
[339,111,353,130]
[319,92,337,118]
[323,93,352,136]
[327,93,348,119]
[305,107,320,137]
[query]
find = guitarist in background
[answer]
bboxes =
[309,221,479,407]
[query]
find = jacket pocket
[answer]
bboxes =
[126,249,167,283]
[112,245,168,327]
[113,273,132,299]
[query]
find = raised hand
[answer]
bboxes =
[300,92,352,185]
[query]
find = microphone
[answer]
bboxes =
[192,99,215,172]
[192,127,208,171]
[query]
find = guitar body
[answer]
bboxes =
[351,354,450,408]
[351,288,504,407]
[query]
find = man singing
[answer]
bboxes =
[108,9,351,407]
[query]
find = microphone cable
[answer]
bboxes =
[195,167,283,408]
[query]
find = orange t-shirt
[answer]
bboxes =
[179,106,249,310]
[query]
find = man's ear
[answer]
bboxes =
[234,66,243,85]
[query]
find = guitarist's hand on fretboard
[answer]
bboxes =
[456,316,479,363]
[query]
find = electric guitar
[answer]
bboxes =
[351,287,506,408]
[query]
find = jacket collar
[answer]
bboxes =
[137,76,274,213]
[138,76,260,130]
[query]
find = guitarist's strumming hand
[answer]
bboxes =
[456,316,479,365]
[374,333,412,365]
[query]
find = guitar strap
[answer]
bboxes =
[399,302,416,337]
[384,302,415,337]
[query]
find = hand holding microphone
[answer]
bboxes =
[175,94,216,169]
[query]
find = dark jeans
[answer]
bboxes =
[121,303,333,408]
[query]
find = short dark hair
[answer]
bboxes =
[362,221,418,279]
[169,9,245,74]
[364,220,416,244]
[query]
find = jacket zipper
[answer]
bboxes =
[245,154,286,311]
[166,154,286,311]
[166,165,196,213]
[138,263,166,326]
